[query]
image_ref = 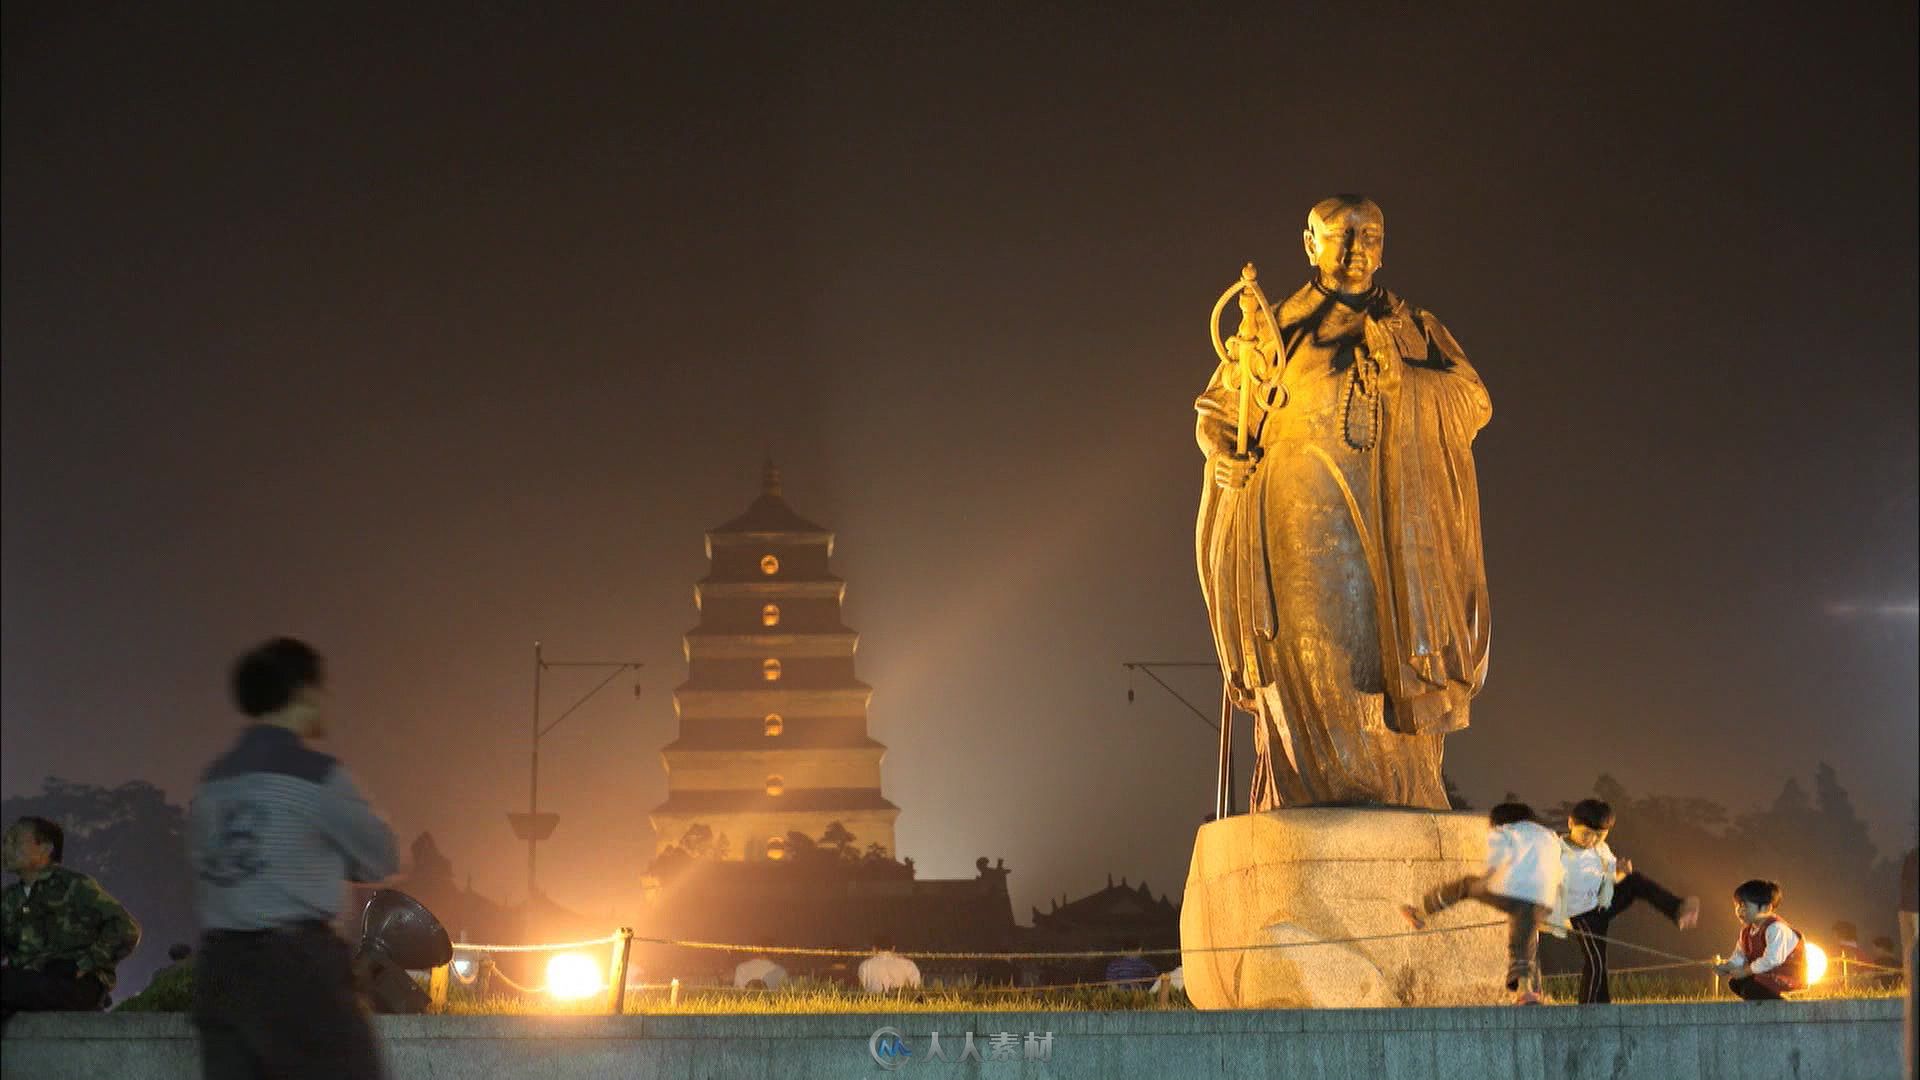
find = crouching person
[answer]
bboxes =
[1712,878,1805,1001]
[1,816,142,1021]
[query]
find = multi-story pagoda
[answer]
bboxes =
[649,462,899,862]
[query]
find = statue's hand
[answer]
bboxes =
[1363,316,1403,385]
[1224,334,1262,372]
[1211,451,1258,490]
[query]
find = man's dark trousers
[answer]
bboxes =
[1569,871,1686,1004]
[1,961,107,1019]
[192,922,382,1080]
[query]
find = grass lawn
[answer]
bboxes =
[114,965,1904,1016]
[432,974,1904,1015]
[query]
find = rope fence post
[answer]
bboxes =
[606,927,634,1015]
[669,977,680,1006]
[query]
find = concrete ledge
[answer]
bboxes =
[2,999,1902,1079]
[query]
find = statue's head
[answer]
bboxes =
[1303,195,1385,296]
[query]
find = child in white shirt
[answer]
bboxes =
[1559,798,1700,1004]
[1401,803,1564,1004]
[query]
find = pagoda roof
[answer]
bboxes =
[710,460,831,537]
[652,787,899,814]
[663,733,887,753]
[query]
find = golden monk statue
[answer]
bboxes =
[1196,195,1491,810]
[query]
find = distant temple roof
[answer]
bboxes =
[1031,876,1178,935]
[709,459,830,536]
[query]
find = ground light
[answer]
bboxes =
[1802,941,1828,985]
[546,952,605,1001]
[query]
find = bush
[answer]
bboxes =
[114,962,194,1013]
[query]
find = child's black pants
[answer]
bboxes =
[1568,871,1687,1004]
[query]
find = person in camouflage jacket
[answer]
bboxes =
[2,816,142,1016]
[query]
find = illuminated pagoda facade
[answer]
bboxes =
[649,462,899,862]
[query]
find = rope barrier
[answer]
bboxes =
[1563,926,1706,968]
[455,934,620,954]
[620,975,1173,996]
[485,966,547,995]
[1540,959,1698,981]
[439,924,1903,998]
[1833,957,1904,974]
[627,919,1507,962]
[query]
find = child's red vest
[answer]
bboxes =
[1738,916,1805,989]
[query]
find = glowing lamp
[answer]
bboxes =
[451,957,475,979]
[1802,941,1827,985]
[546,952,604,1001]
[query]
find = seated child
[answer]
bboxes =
[1711,879,1805,1000]
[1402,802,1564,1005]
[1558,798,1701,1004]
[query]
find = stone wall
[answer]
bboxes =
[2,999,1902,1080]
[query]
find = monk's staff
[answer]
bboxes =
[1209,261,1283,455]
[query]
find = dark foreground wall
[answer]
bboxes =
[1,999,1903,1080]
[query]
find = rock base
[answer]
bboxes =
[1181,807,1510,1009]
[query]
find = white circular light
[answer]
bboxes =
[546,952,604,1001]
[1802,941,1828,985]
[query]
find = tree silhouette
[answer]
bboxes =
[820,821,856,857]
[677,824,714,859]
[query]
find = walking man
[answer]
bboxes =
[188,638,399,1078]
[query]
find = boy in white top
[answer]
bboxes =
[1401,803,1565,1004]
[857,936,922,994]
[1558,798,1700,1004]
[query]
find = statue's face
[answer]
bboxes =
[1304,206,1385,294]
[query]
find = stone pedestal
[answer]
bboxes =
[1181,807,1509,1009]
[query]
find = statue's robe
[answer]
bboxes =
[1195,281,1491,809]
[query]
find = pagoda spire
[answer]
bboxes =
[762,456,782,498]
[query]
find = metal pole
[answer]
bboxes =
[1214,682,1233,821]
[529,641,542,902]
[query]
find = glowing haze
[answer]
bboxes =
[3,7,1914,929]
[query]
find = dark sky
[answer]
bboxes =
[5,5,1916,926]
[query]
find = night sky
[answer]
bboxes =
[4,5,1915,927]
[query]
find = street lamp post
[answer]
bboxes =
[1122,660,1234,820]
[506,641,642,903]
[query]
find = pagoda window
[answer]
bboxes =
[765,775,785,796]
[763,714,784,736]
[761,603,781,627]
[762,659,782,681]
[759,554,780,575]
